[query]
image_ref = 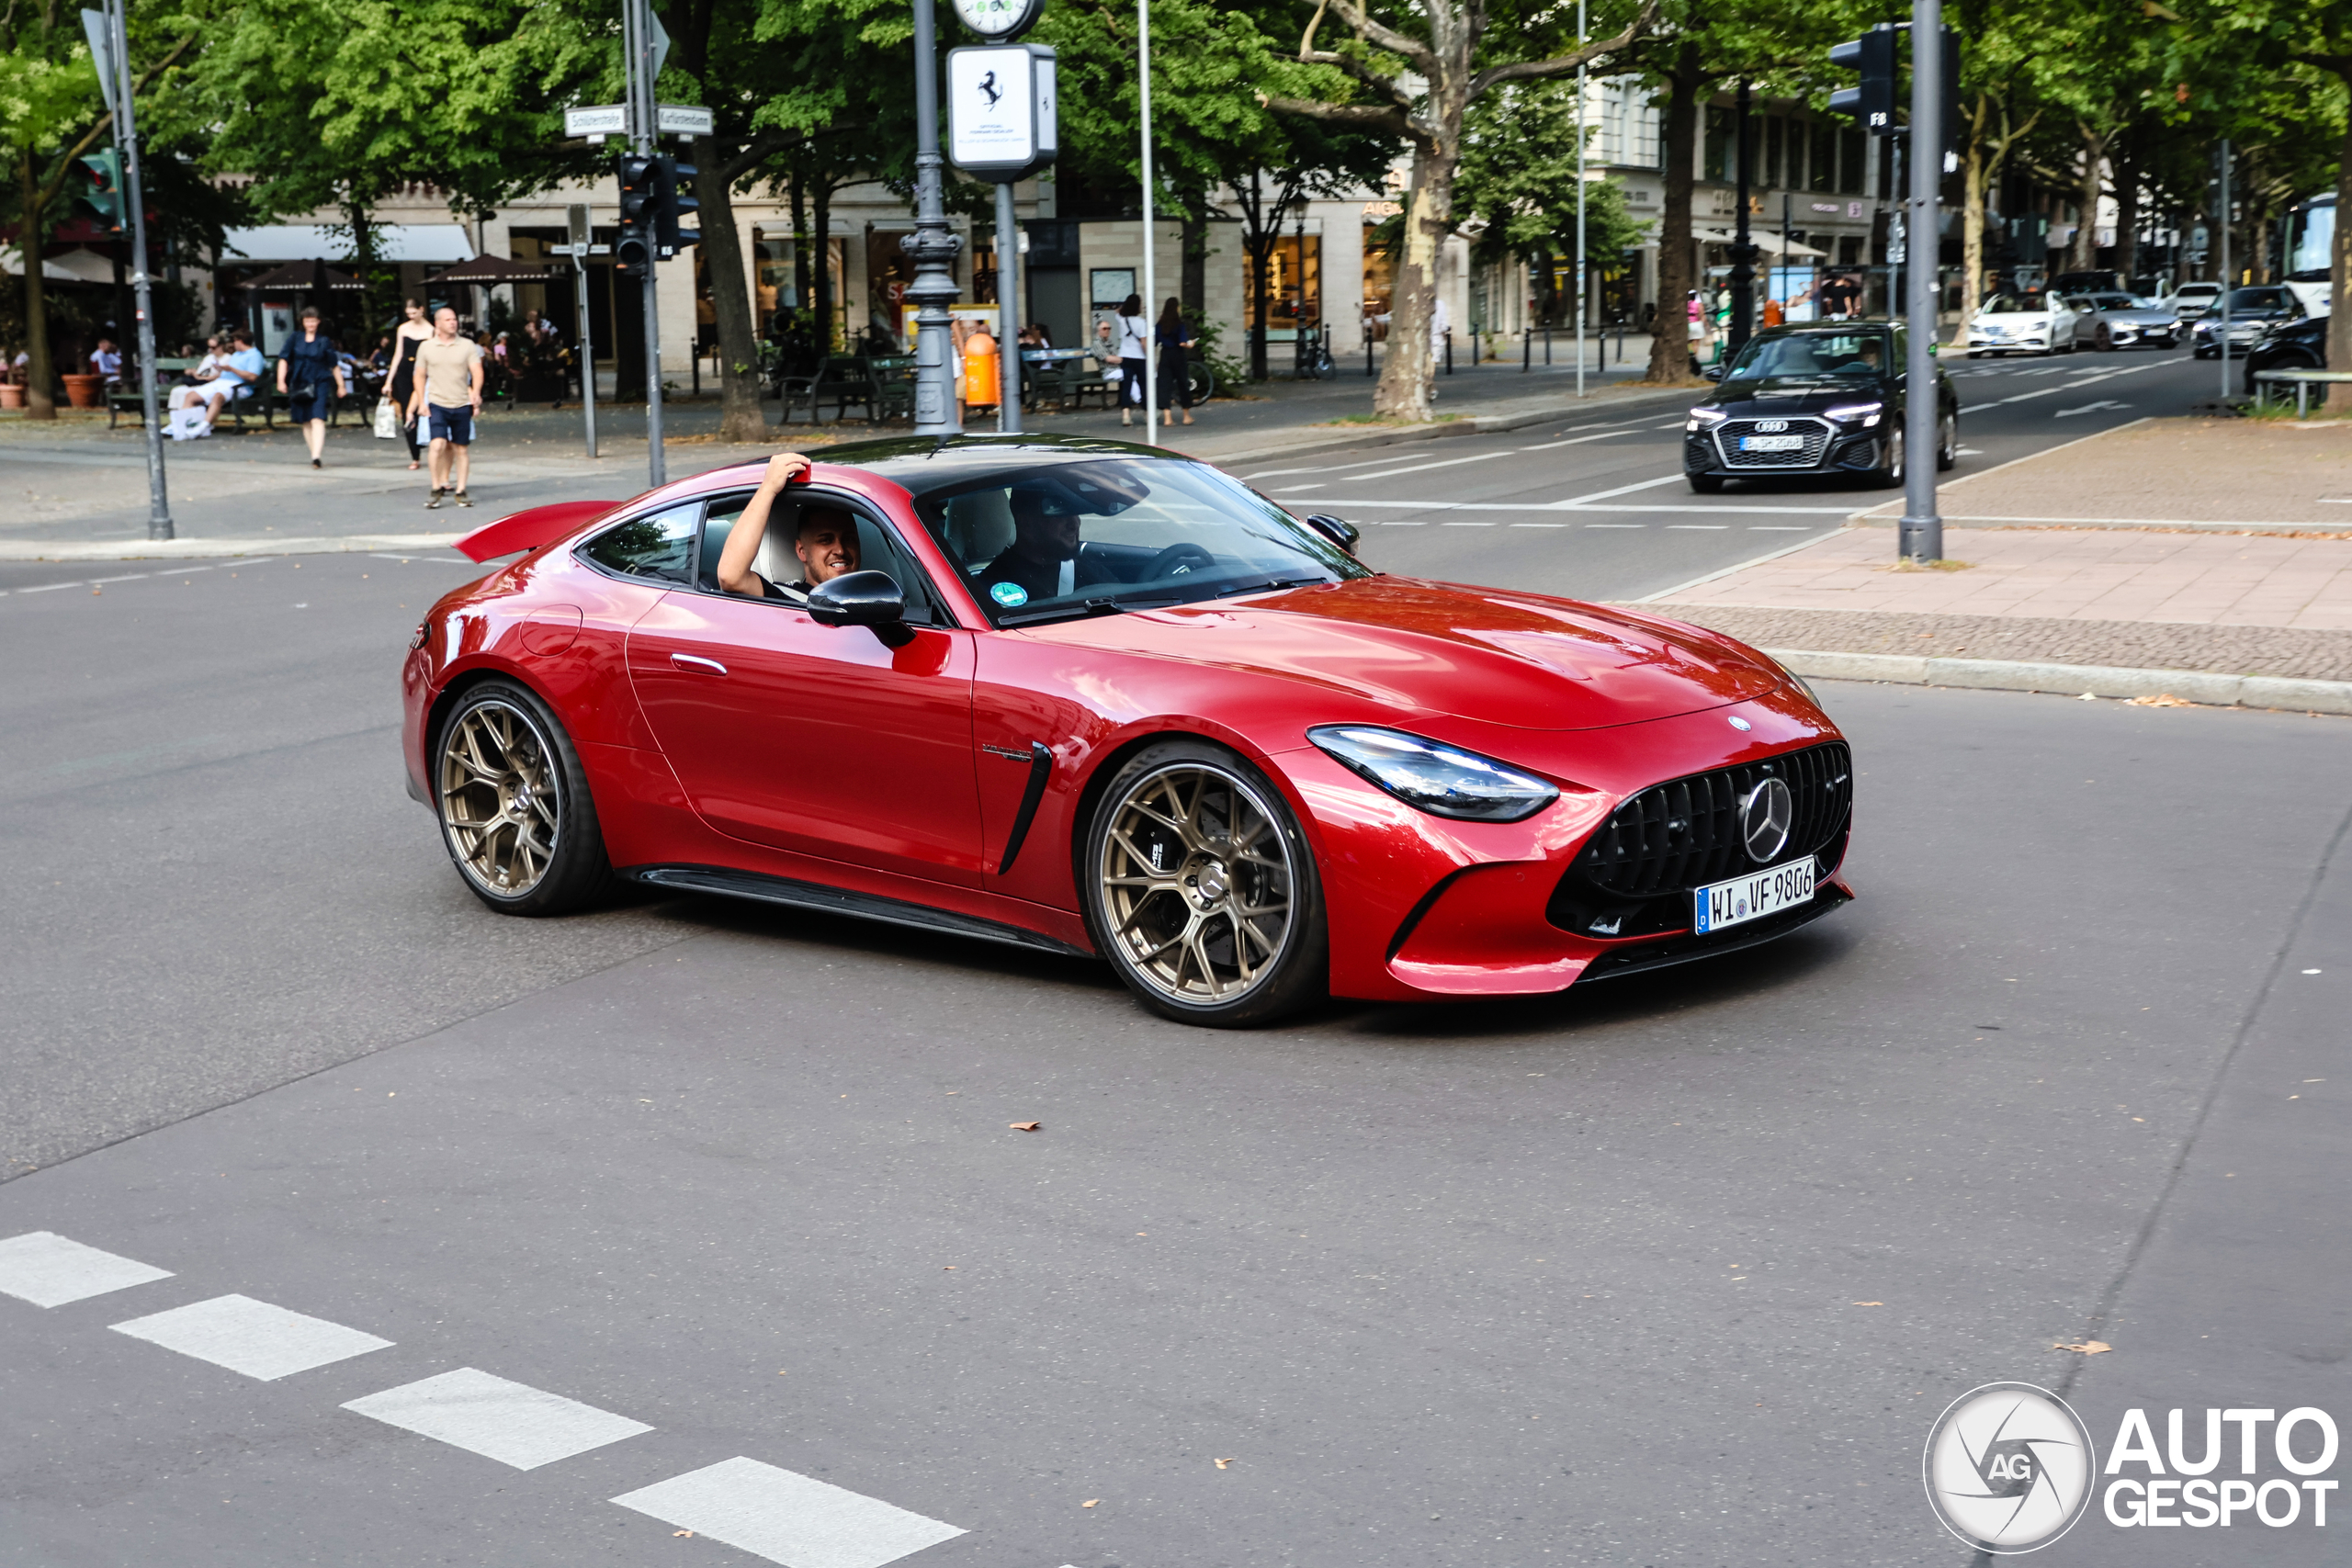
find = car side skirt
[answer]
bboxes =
[619,863,1095,960]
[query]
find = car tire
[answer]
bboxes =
[1687,472,1726,493]
[1081,739,1328,1028]
[1871,420,1905,489]
[1967,349,1983,359]
[1937,412,1958,472]
[434,678,615,916]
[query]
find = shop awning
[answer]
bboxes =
[1690,227,1829,258]
[227,262,368,291]
[220,224,478,265]
[429,254,557,285]
[0,246,118,282]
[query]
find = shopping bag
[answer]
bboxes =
[167,405,212,442]
[373,399,400,440]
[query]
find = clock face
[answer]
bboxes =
[951,0,1036,39]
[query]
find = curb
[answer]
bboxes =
[1770,647,2352,716]
[0,534,466,562]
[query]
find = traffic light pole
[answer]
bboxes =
[627,0,665,486]
[1897,0,1942,563]
[105,0,170,539]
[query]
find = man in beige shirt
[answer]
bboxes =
[404,306,484,508]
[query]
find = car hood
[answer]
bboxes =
[1706,377,1888,411]
[1973,311,2058,324]
[1014,575,1783,730]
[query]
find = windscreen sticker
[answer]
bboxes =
[990,581,1029,607]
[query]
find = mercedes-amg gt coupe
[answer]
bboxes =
[403,435,1854,1026]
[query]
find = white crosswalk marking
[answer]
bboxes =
[612,1457,966,1568]
[344,1367,652,1470]
[110,1293,391,1381]
[0,1232,173,1307]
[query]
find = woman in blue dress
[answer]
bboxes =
[277,305,347,468]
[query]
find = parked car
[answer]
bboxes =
[2061,292,2181,350]
[2171,282,2224,322]
[2242,314,2329,399]
[1683,321,1957,492]
[2192,287,2305,358]
[1965,291,2089,356]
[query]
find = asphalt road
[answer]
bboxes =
[4,346,2346,1565]
[1224,343,2218,604]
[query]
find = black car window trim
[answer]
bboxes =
[574,499,707,587]
[687,484,962,630]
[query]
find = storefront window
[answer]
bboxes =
[1242,233,1322,339]
[1810,123,1837,193]
[1361,226,1396,338]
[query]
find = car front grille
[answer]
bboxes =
[1566,741,1853,901]
[1713,417,1831,468]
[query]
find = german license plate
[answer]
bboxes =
[1693,856,1816,934]
[1739,434,1805,452]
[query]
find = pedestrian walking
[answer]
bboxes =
[277,306,347,468]
[405,306,484,510]
[382,298,435,471]
[1114,293,1148,427]
[1153,297,1195,428]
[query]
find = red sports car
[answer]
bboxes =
[402,434,1853,1026]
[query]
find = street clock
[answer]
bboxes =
[951,0,1042,40]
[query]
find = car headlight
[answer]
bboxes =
[1824,402,1883,426]
[1306,726,1559,822]
[1686,406,1728,430]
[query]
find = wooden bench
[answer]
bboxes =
[107,358,196,428]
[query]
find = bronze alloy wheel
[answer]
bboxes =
[1096,760,1299,1010]
[439,696,561,899]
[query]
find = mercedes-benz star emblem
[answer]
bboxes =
[1741,776,1793,863]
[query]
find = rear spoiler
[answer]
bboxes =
[454,500,624,562]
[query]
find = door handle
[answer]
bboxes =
[670,653,728,676]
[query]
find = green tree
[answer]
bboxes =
[1456,77,1647,333]
[1262,0,1657,417]
[3,1,198,417]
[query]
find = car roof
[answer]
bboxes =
[1752,321,1894,339]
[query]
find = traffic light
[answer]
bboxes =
[76,149,127,232]
[653,152,700,256]
[616,152,656,274]
[1828,26,1897,135]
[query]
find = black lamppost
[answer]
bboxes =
[1728,81,1757,355]
[905,0,963,433]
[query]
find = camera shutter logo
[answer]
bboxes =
[1923,1382,2098,1552]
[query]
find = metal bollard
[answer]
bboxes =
[1366,333,1374,378]
[1445,331,1453,375]
[1522,326,1531,372]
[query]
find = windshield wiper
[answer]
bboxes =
[1215,573,1329,598]
[994,596,1129,627]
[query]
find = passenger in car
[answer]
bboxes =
[713,451,863,600]
[975,483,1118,605]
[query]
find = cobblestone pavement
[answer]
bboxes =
[1663,524,2352,630]
[1637,603,2352,682]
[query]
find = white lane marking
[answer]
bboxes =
[111,1293,392,1381]
[1560,472,1688,506]
[1748,525,1817,530]
[1272,483,1326,493]
[1603,503,1854,513]
[1335,450,1512,483]
[1634,529,1852,603]
[344,1367,652,1471]
[1584,523,1646,528]
[1510,522,1572,527]
[1441,521,1497,526]
[2055,400,2131,417]
[14,581,84,593]
[88,573,152,584]
[1667,525,1730,530]
[613,1457,966,1568]
[1651,420,1690,429]
[1242,448,1487,481]
[1956,446,1987,455]
[0,1232,174,1308]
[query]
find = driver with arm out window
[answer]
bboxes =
[714,452,863,600]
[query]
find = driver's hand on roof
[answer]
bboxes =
[759,452,812,491]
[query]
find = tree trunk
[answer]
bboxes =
[812,182,834,351]
[2111,141,2140,286]
[1374,145,1451,420]
[17,152,58,420]
[1961,99,1988,323]
[791,172,811,313]
[2068,126,2107,273]
[1644,61,1702,385]
[2330,111,2352,414]
[1181,208,1207,318]
[695,139,768,443]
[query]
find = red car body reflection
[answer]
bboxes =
[402,438,1852,1010]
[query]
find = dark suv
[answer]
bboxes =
[1683,322,1958,492]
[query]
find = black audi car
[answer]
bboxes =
[1683,321,1958,493]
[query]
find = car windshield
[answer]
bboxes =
[2223,288,2290,311]
[1982,293,2054,315]
[1724,332,1890,379]
[906,456,1371,627]
[2085,293,2139,308]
